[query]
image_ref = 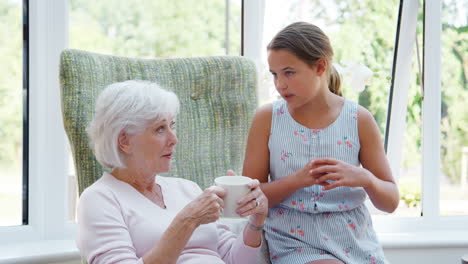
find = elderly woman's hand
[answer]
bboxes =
[179,186,226,226]
[235,179,268,222]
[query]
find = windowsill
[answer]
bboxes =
[0,240,80,264]
[379,231,468,249]
[1,231,468,263]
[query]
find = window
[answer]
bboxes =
[69,0,242,57]
[0,0,467,251]
[391,0,424,218]
[0,0,25,227]
[439,0,467,216]
[0,0,71,244]
[376,0,468,233]
[395,0,468,219]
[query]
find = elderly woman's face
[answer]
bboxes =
[127,118,178,174]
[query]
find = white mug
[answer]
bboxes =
[214,175,252,218]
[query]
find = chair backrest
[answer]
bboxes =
[59,49,257,195]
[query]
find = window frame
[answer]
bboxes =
[369,0,468,234]
[0,0,74,244]
[22,0,30,226]
[0,0,467,247]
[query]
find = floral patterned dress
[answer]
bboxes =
[265,98,387,264]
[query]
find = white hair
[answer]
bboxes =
[87,80,180,169]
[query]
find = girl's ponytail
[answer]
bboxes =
[328,65,342,96]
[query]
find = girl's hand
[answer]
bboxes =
[310,158,374,191]
[235,179,268,220]
[179,186,226,226]
[291,161,325,188]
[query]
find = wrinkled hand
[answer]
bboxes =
[226,169,268,223]
[179,186,226,226]
[236,179,268,218]
[310,158,373,191]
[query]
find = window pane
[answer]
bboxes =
[439,0,468,216]
[69,0,241,58]
[67,0,242,221]
[397,69,423,217]
[391,6,425,218]
[0,0,23,226]
[261,0,401,215]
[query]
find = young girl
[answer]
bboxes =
[242,22,399,264]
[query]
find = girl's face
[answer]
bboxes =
[267,49,326,109]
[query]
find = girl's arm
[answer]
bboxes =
[242,104,312,207]
[357,106,399,213]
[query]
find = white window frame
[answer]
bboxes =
[0,0,74,244]
[0,0,467,255]
[376,0,468,236]
[242,0,265,103]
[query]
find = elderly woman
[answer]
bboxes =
[76,80,268,264]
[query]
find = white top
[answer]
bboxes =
[76,172,260,264]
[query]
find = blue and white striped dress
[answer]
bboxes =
[265,98,387,264]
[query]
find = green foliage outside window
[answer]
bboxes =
[0,1,22,170]
[399,180,422,208]
[69,0,241,58]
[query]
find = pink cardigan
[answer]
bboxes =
[76,172,259,264]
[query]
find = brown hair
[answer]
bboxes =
[267,22,342,96]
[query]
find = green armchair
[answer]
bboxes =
[59,49,270,264]
[60,49,257,194]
